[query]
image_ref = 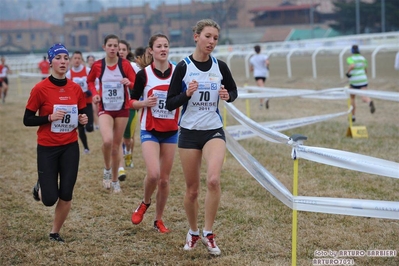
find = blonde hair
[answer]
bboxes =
[192,19,220,35]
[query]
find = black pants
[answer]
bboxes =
[37,141,79,206]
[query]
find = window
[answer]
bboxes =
[126,33,135,41]
[31,33,35,41]
[79,35,88,46]
[16,33,22,42]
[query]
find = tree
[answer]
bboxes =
[330,0,399,34]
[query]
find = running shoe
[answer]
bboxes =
[84,149,90,154]
[183,232,200,251]
[201,233,221,256]
[118,168,126,181]
[265,99,269,109]
[154,220,170,233]
[32,182,40,201]
[111,181,122,193]
[49,233,65,243]
[124,153,133,168]
[131,201,150,225]
[369,101,376,114]
[352,116,356,122]
[103,169,111,189]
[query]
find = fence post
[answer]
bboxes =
[290,134,308,266]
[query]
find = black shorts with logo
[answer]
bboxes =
[178,127,225,150]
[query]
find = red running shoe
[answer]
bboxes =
[131,201,150,224]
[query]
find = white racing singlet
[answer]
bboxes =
[51,104,79,133]
[101,64,125,111]
[180,56,223,130]
[72,76,88,92]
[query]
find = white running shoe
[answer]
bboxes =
[201,233,221,256]
[111,181,122,193]
[183,231,200,251]
[103,169,111,189]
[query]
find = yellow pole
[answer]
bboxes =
[245,99,250,117]
[292,158,299,266]
[347,97,353,127]
[223,105,227,162]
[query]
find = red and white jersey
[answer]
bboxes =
[140,64,178,132]
[25,78,86,146]
[66,65,92,104]
[87,58,135,112]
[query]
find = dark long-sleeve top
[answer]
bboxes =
[165,55,238,111]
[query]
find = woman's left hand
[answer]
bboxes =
[219,85,229,101]
[121,78,131,87]
[78,114,88,125]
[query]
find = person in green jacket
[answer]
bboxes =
[346,45,375,122]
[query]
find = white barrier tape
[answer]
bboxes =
[347,88,399,102]
[225,103,289,144]
[225,132,399,220]
[226,107,352,140]
[295,145,399,179]
[16,72,48,78]
[238,87,347,100]
[294,196,399,220]
[225,132,293,207]
[241,86,399,102]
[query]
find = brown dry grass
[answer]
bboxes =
[0,53,398,265]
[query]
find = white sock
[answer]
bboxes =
[203,230,212,237]
[189,229,199,236]
[118,167,124,171]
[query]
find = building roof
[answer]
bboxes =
[249,4,318,13]
[0,20,53,31]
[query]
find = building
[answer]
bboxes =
[0,0,339,53]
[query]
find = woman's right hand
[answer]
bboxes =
[50,110,67,121]
[186,80,198,97]
[146,94,157,107]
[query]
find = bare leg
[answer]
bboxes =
[50,199,71,234]
[202,139,225,231]
[180,148,202,231]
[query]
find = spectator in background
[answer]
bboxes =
[0,56,12,103]
[346,45,375,122]
[249,45,270,109]
[38,56,51,80]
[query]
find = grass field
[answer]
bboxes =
[0,53,398,265]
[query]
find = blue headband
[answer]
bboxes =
[47,43,69,64]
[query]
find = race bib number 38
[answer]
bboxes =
[51,104,79,133]
[102,81,124,111]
